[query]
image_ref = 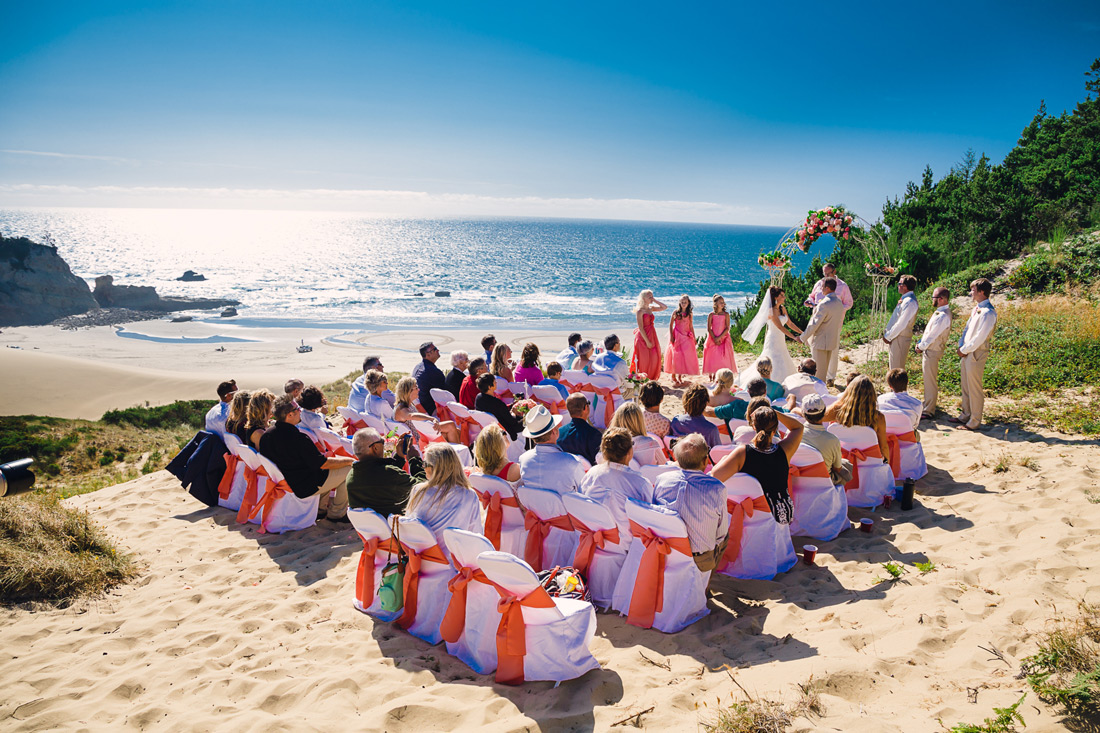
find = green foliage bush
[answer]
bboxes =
[100,400,210,430]
[1021,602,1100,722]
[1009,232,1100,294]
[0,417,77,465]
[935,259,1008,297]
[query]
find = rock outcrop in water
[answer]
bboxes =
[93,276,239,312]
[0,235,99,326]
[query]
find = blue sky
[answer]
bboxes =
[1,1,1098,224]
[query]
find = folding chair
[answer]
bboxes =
[562,492,627,609]
[717,473,797,580]
[828,424,894,507]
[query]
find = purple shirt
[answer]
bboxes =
[514,364,545,387]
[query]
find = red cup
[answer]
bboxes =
[860,518,874,533]
[883,493,892,509]
[802,544,818,565]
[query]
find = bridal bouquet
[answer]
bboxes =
[758,250,792,269]
[794,206,854,251]
[865,262,897,276]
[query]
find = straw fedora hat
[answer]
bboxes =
[521,404,563,439]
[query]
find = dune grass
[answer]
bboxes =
[1021,602,1100,723]
[702,678,823,732]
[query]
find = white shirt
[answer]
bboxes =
[580,462,655,542]
[348,375,396,412]
[299,409,330,434]
[781,372,829,402]
[878,392,922,429]
[958,300,997,355]
[205,401,230,435]
[917,305,952,352]
[884,292,919,341]
[806,277,854,311]
[518,443,586,495]
[591,351,629,383]
[555,346,578,367]
[366,394,394,421]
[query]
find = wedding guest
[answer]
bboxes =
[245,388,275,450]
[412,341,448,416]
[284,378,304,402]
[472,423,521,482]
[706,377,764,433]
[732,396,775,444]
[581,428,655,540]
[557,393,602,465]
[572,340,595,374]
[782,359,828,402]
[259,396,355,523]
[445,350,469,401]
[753,356,787,401]
[702,294,735,380]
[346,427,424,516]
[349,356,396,411]
[592,334,629,383]
[664,295,699,387]
[669,384,720,448]
[490,342,515,382]
[556,333,583,367]
[459,357,488,409]
[481,334,497,364]
[514,343,545,387]
[708,368,736,407]
[711,406,805,526]
[518,405,585,494]
[631,290,666,380]
[364,370,395,422]
[406,443,483,549]
[297,385,331,434]
[952,278,998,431]
[796,394,852,486]
[883,275,919,370]
[823,375,890,459]
[474,373,524,440]
[225,390,251,443]
[205,379,237,435]
[915,286,953,419]
[394,377,461,444]
[804,263,854,384]
[652,434,729,569]
[606,402,664,466]
[878,368,922,430]
[538,361,569,400]
[639,381,671,438]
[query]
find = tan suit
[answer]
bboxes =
[884,292,919,371]
[801,293,845,383]
[917,305,953,415]
[957,301,998,429]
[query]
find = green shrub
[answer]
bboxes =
[100,400,209,430]
[1021,602,1100,722]
[949,695,1025,732]
[936,259,1008,297]
[1008,253,1057,293]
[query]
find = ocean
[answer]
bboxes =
[0,208,836,330]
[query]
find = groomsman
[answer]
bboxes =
[799,278,846,387]
[951,279,997,431]
[804,262,853,384]
[915,287,952,418]
[883,275,919,370]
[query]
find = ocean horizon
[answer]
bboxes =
[0,207,838,330]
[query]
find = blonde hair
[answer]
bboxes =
[245,388,274,431]
[712,294,726,313]
[833,375,880,428]
[365,369,388,394]
[755,356,773,379]
[473,424,509,475]
[608,402,647,438]
[491,342,511,377]
[713,368,735,395]
[394,376,417,405]
[409,444,471,511]
[634,289,654,313]
[226,390,251,431]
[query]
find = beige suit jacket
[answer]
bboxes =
[801,293,845,351]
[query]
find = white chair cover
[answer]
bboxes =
[362,412,409,437]
[637,463,678,484]
[719,473,797,581]
[347,508,401,621]
[584,372,625,430]
[559,370,591,390]
[610,499,709,633]
[395,516,453,645]
[828,424,894,507]
[217,435,249,511]
[441,530,499,674]
[882,409,927,480]
[467,474,526,556]
[493,376,515,405]
[248,453,319,533]
[337,405,368,434]
[562,492,626,609]
[429,388,455,417]
[787,445,850,541]
[477,551,600,684]
[507,381,530,399]
[530,384,572,429]
[415,423,473,467]
[516,487,578,572]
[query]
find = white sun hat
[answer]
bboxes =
[521,404,563,439]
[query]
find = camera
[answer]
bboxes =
[0,458,35,498]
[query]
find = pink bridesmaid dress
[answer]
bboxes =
[702,312,735,374]
[631,311,662,380]
[663,314,700,375]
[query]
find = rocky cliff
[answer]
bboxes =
[92,276,239,312]
[0,236,99,326]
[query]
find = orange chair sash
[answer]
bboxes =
[218,452,241,501]
[355,534,400,610]
[568,517,621,575]
[475,489,520,550]
[625,519,693,628]
[717,496,770,572]
[344,417,368,438]
[247,466,292,534]
[453,413,479,446]
[523,510,575,572]
[395,542,449,631]
[558,379,580,394]
[435,403,453,423]
[439,563,493,644]
[787,461,831,505]
[492,585,557,685]
[531,394,566,416]
[840,444,884,490]
[235,463,261,524]
[589,384,622,427]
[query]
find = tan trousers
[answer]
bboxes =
[958,347,990,429]
[888,336,912,371]
[317,465,351,519]
[812,347,835,384]
[921,349,943,416]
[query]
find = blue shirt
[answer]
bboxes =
[653,468,729,554]
[538,377,569,400]
[592,351,629,382]
[519,443,586,494]
[556,418,603,465]
[668,414,721,448]
[204,401,230,435]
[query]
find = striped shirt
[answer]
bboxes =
[652,468,729,554]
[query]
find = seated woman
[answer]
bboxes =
[513,342,544,387]
[473,373,525,440]
[606,402,665,466]
[753,356,787,401]
[393,377,462,445]
[711,406,804,525]
[668,384,721,448]
[244,388,274,450]
[472,423,521,482]
[572,340,595,374]
[823,375,891,460]
[490,342,515,383]
[224,389,252,444]
[363,369,395,421]
[709,368,737,407]
[639,380,670,438]
[406,443,483,552]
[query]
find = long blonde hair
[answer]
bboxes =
[634,289,654,313]
[608,402,647,438]
[226,390,251,431]
[409,444,471,511]
[491,343,511,377]
[246,388,274,431]
[394,376,417,405]
[833,375,880,428]
[473,424,509,475]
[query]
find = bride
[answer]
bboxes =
[739,286,802,386]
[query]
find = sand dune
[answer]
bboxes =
[1,419,1097,731]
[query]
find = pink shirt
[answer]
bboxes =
[514,364,545,387]
[806,277,854,311]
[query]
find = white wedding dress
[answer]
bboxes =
[739,291,798,387]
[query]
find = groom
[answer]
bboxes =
[799,278,845,387]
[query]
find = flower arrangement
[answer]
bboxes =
[865,262,898,277]
[511,399,537,418]
[793,205,854,252]
[382,428,400,458]
[758,250,792,269]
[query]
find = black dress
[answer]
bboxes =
[741,443,794,524]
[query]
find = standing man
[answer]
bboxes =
[804,262,853,384]
[799,278,846,388]
[411,341,447,416]
[952,279,997,431]
[915,286,953,419]
[883,275,919,370]
[205,380,237,435]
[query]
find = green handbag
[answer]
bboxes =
[378,518,406,613]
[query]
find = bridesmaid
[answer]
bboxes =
[663,295,700,388]
[702,294,735,381]
[630,289,666,380]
